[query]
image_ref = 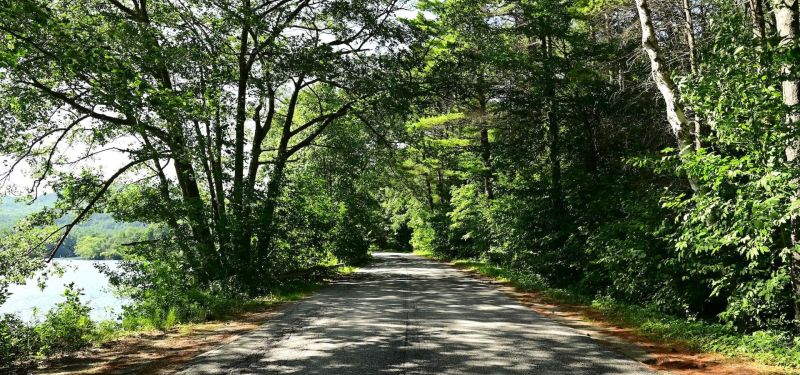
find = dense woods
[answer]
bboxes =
[2,0,800,369]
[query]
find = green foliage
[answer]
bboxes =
[113,252,338,332]
[0,314,39,368]
[447,183,490,258]
[330,201,373,265]
[0,284,95,370]
[0,195,56,230]
[74,236,105,259]
[34,284,95,355]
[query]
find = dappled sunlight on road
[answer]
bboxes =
[179,253,653,375]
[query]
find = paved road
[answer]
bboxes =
[180,253,654,374]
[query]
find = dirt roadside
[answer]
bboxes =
[34,301,296,375]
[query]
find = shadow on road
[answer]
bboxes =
[179,253,652,375]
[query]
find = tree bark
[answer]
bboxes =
[547,108,562,213]
[231,1,254,276]
[683,0,698,75]
[540,35,563,214]
[480,127,494,199]
[477,95,494,200]
[636,0,700,192]
[682,0,704,151]
[210,107,230,255]
[425,175,435,209]
[773,0,800,321]
[233,0,251,212]
[750,0,768,39]
[173,155,220,281]
[253,152,288,288]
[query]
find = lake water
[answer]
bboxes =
[0,259,127,322]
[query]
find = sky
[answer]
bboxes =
[1,141,134,198]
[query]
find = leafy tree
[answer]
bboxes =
[0,0,413,291]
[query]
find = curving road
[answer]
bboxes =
[179,252,655,374]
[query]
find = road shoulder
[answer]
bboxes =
[416,253,793,375]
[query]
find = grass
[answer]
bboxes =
[125,264,357,333]
[415,250,800,370]
[88,266,355,347]
[213,281,324,319]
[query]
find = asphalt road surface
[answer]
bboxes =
[179,252,655,374]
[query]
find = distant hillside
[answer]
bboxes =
[0,194,57,229]
[1,195,148,259]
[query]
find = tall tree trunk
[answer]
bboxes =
[682,0,703,151]
[547,108,562,214]
[480,127,494,199]
[636,0,700,192]
[255,154,288,279]
[540,35,563,214]
[425,175,435,210]
[246,95,275,195]
[173,155,220,281]
[210,107,230,256]
[582,109,600,175]
[477,95,494,199]
[750,0,768,39]
[231,2,254,281]
[773,0,800,321]
[683,0,698,74]
[232,0,251,211]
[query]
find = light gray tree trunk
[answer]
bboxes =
[775,0,800,130]
[682,0,703,151]
[683,0,698,74]
[636,0,699,192]
[773,0,800,321]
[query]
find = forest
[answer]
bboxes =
[1,0,800,371]
[1,195,150,259]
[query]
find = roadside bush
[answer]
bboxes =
[110,253,244,331]
[35,284,95,355]
[0,284,96,371]
[0,314,39,368]
[447,183,490,259]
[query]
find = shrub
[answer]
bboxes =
[34,284,95,356]
[0,314,39,368]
